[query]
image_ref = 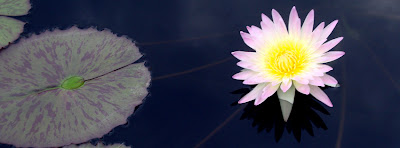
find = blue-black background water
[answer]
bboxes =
[2,0,400,147]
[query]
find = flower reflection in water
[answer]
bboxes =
[232,87,329,142]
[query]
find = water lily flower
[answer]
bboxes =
[232,6,344,121]
[0,27,150,147]
[0,0,31,48]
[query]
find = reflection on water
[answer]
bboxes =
[232,87,330,142]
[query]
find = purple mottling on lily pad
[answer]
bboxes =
[0,27,150,147]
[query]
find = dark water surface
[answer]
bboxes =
[3,0,400,147]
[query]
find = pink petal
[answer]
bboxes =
[309,85,333,107]
[260,21,273,32]
[243,74,270,85]
[321,74,339,87]
[318,51,345,63]
[280,79,292,92]
[288,6,298,26]
[237,61,257,70]
[318,64,333,73]
[282,77,289,84]
[247,25,263,37]
[271,81,281,86]
[240,31,258,49]
[313,22,325,33]
[288,6,300,37]
[311,38,327,51]
[231,51,257,62]
[311,22,325,41]
[306,74,316,81]
[320,20,338,40]
[261,13,274,26]
[293,81,310,94]
[300,72,316,80]
[292,76,309,85]
[260,21,267,31]
[271,9,288,35]
[260,14,277,43]
[238,84,266,104]
[317,37,343,54]
[232,70,257,80]
[309,76,325,87]
[311,68,325,77]
[259,22,275,43]
[261,83,280,99]
[293,18,301,37]
[255,83,279,105]
[254,93,263,106]
[301,10,314,38]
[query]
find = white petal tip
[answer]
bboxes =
[327,82,340,87]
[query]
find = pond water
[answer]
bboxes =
[2,0,400,147]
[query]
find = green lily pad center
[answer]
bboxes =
[61,76,85,90]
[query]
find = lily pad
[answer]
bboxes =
[0,27,150,147]
[0,0,31,16]
[0,16,25,48]
[0,0,31,48]
[64,143,131,148]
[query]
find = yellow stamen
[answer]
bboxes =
[262,38,312,81]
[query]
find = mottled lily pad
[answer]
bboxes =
[64,143,131,148]
[0,16,25,48]
[0,0,31,16]
[0,27,150,147]
[0,0,31,48]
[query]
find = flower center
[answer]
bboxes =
[61,76,85,90]
[263,38,311,80]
